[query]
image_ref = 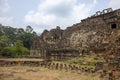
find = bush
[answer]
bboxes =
[2,47,15,57]
[2,46,29,57]
[21,47,30,55]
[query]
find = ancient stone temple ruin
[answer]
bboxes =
[30,8,120,61]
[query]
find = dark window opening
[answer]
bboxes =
[111,24,117,29]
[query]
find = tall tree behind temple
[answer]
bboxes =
[0,25,17,45]
[0,35,10,54]
[26,25,33,33]
[0,24,37,49]
[23,25,37,49]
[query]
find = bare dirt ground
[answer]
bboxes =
[0,66,100,80]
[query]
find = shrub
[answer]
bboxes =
[2,47,15,57]
[2,46,29,57]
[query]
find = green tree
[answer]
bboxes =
[0,24,37,53]
[2,47,15,57]
[0,35,10,54]
[26,25,33,33]
[2,40,29,57]
[15,40,23,56]
[23,25,37,49]
[0,25,4,36]
[3,26,17,44]
[16,28,25,40]
[0,35,10,57]
[15,40,30,56]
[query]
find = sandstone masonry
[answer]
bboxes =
[30,8,120,61]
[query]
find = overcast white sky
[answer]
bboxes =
[0,0,120,33]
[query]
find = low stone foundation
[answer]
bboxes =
[0,59,97,74]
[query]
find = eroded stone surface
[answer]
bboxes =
[30,8,120,62]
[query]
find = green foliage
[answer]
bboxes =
[24,25,37,49]
[0,35,10,47]
[21,47,30,55]
[15,40,23,51]
[0,24,37,49]
[2,47,15,57]
[2,46,29,57]
[13,40,29,57]
[26,25,33,33]
[0,24,36,57]
[0,35,10,54]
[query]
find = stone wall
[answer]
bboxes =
[30,8,120,61]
